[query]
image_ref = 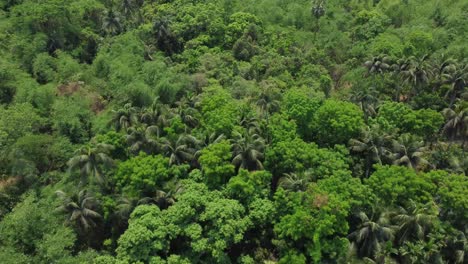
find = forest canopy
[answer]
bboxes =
[0,0,467,263]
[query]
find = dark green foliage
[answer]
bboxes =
[0,0,467,263]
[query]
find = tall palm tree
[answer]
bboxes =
[141,97,171,127]
[231,131,265,171]
[448,154,468,175]
[392,200,437,246]
[160,134,197,165]
[389,134,429,171]
[430,55,454,93]
[126,123,161,155]
[441,62,467,108]
[111,103,139,132]
[392,57,414,101]
[350,86,379,120]
[194,132,225,160]
[278,170,313,192]
[442,101,468,146]
[349,125,392,177]
[121,0,135,20]
[67,143,114,185]
[102,9,123,36]
[365,55,391,76]
[239,115,261,135]
[55,189,102,232]
[364,55,391,74]
[444,230,468,264]
[153,17,180,55]
[365,55,391,96]
[311,0,326,34]
[174,98,199,128]
[399,55,432,97]
[348,211,395,260]
[255,81,281,119]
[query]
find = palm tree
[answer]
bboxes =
[365,55,391,96]
[278,170,313,192]
[174,98,199,128]
[392,200,437,246]
[141,97,171,127]
[349,125,392,177]
[311,0,326,34]
[389,134,429,171]
[442,62,467,108]
[348,211,395,260]
[399,55,432,97]
[126,123,161,155]
[448,153,468,175]
[121,0,135,20]
[392,57,414,101]
[239,115,261,135]
[365,55,391,76]
[255,81,281,119]
[111,103,139,132]
[160,134,197,165]
[231,131,265,171]
[194,132,225,160]
[442,101,468,147]
[153,17,180,55]
[444,230,468,264]
[149,183,184,210]
[430,55,454,93]
[67,143,114,185]
[55,189,102,232]
[350,86,379,120]
[102,9,123,36]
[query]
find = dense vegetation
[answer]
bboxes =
[0,0,467,263]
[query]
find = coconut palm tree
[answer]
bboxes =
[392,200,437,246]
[255,81,281,119]
[55,189,102,232]
[102,9,123,36]
[174,98,199,128]
[391,57,414,101]
[430,55,455,93]
[141,97,171,127]
[444,230,468,264]
[231,131,265,171]
[349,125,392,177]
[399,55,432,97]
[160,134,197,165]
[121,0,135,20]
[278,170,313,192]
[67,143,114,185]
[389,134,429,171]
[442,101,468,146]
[239,115,261,135]
[311,0,326,34]
[365,55,391,76]
[153,16,180,55]
[442,62,467,108]
[350,86,379,120]
[111,103,139,132]
[348,211,395,260]
[126,124,161,155]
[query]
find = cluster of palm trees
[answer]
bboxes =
[101,0,144,36]
[361,54,466,108]
[109,96,267,171]
[56,94,270,243]
[349,99,468,176]
[349,54,468,175]
[348,201,466,263]
[349,126,431,176]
